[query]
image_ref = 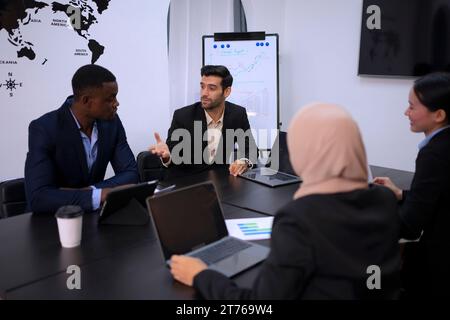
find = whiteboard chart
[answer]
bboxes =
[202,34,279,149]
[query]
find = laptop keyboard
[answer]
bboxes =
[242,170,296,182]
[190,237,252,265]
[270,173,295,181]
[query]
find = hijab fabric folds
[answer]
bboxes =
[287,103,369,200]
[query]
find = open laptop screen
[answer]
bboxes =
[147,183,228,259]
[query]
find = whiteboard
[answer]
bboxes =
[202,34,279,149]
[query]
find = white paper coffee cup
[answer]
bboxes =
[55,205,83,248]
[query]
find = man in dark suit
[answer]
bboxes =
[150,65,258,178]
[25,64,139,214]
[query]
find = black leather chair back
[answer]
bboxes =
[136,151,165,182]
[0,178,27,219]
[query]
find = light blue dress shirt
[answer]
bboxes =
[418,126,450,150]
[69,108,101,210]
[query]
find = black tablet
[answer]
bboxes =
[98,180,158,225]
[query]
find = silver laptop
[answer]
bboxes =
[239,131,301,187]
[146,182,270,277]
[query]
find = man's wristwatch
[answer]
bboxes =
[238,158,253,169]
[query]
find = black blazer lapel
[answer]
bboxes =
[217,103,234,164]
[194,104,208,162]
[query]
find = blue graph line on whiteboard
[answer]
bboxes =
[230,54,265,77]
[208,51,267,77]
[204,37,278,147]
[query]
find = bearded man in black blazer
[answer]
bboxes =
[150,65,258,178]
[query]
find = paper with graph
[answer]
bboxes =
[225,217,274,241]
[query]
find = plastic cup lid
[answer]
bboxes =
[55,205,84,219]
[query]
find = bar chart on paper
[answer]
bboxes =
[225,217,274,241]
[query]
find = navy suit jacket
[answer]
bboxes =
[24,96,139,213]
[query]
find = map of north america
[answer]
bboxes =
[0,0,111,64]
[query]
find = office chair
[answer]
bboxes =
[0,178,27,219]
[136,151,166,182]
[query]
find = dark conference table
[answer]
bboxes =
[0,166,413,299]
